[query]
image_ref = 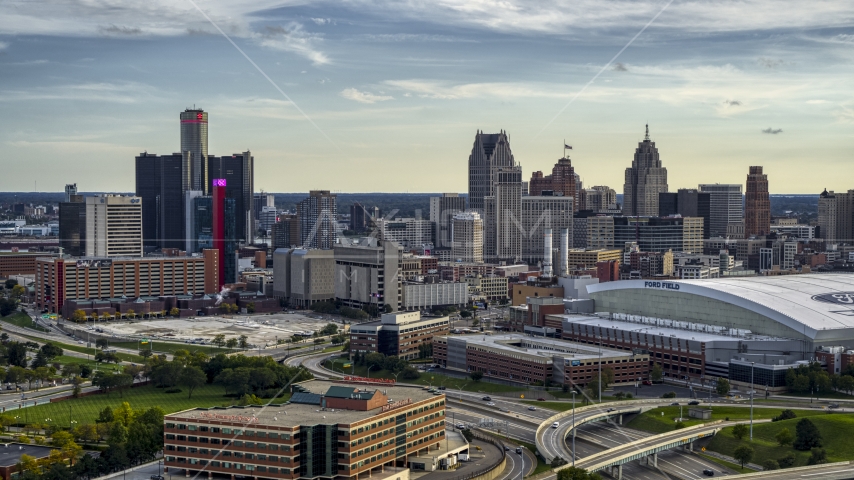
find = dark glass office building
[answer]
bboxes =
[135,152,191,249]
[190,196,237,284]
[658,189,711,239]
[58,201,86,256]
[207,152,254,245]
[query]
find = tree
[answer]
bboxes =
[778,452,796,468]
[732,423,749,440]
[555,466,602,480]
[469,371,483,382]
[716,378,731,396]
[70,310,86,323]
[180,366,207,399]
[807,447,827,465]
[238,335,249,349]
[837,375,854,395]
[225,338,238,349]
[601,367,615,390]
[126,309,135,320]
[793,418,822,450]
[776,427,794,446]
[169,307,180,317]
[39,343,63,360]
[650,364,663,382]
[7,342,28,367]
[19,454,39,474]
[773,409,797,422]
[10,285,25,299]
[550,457,568,468]
[733,445,755,469]
[95,339,109,350]
[761,459,779,470]
[113,402,134,427]
[246,303,256,314]
[320,323,339,336]
[50,431,75,449]
[212,334,226,347]
[460,310,471,318]
[313,338,324,345]
[73,424,100,445]
[674,421,686,430]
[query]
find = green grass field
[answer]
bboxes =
[53,355,123,373]
[706,414,854,468]
[17,334,144,363]
[325,358,525,393]
[625,406,832,434]
[1,311,48,331]
[108,340,235,356]
[696,452,756,473]
[18,383,292,426]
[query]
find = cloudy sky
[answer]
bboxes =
[1,0,852,193]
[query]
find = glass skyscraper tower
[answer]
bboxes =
[180,108,208,192]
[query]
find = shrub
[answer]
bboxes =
[773,409,797,422]
[793,418,822,451]
[661,391,677,398]
[778,452,796,468]
[762,459,779,471]
[165,387,183,394]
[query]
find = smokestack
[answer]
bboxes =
[560,228,569,276]
[543,228,553,277]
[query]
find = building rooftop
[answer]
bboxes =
[0,444,56,467]
[587,274,854,334]
[166,380,442,427]
[446,333,635,361]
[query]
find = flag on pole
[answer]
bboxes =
[564,144,573,150]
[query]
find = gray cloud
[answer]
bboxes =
[724,99,742,106]
[186,28,214,36]
[762,127,783,134]
[99,25,142,36]
[757,57,783,68]
[263,26,290,37]
[311,18,332,25]
[612,62,628,72]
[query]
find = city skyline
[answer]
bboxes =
[1,1,853,193]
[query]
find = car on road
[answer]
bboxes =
[642,380,652,385]
[486,402,496,407]
[551,422,560,428]
[670,402,680,406]
[504,446,510,451]
[702,469,714,476]
[688,400,701,405]
[438,386,446,390]
[527,406,537,411]
[828,403,840,409]
[151,476,166,480]
[606,408,615,412]
[456,424,467,429]
[482,396,491,401]
[516,447,523,454]
[537,398,546,401]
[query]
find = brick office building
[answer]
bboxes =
[349,312,450,360]
[164,380,449,479]
[434,334,648,387]
[0,252,51,277]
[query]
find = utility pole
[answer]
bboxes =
[571,390,576,467]
[750,361,755,440]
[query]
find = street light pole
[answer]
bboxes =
[750,361,755,441]
[598,336,602,403]
[571,390,576,467]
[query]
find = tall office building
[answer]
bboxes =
[189,188,236,288]
[349,202,379,232]
[817,189,854,243]
[614,216,703,254]
[135,152,190,249]
[59,196,86,256]
[530,157,580,212]
[259,206,278,232]
[468,130,515,213]
[484,166,523,263]
[429,193,466,248]
[744,166,771,238]
[297,190,338,249]
[271,214,300,249]
[451,212,483,263]
[253,193,274,220]
[374,217,432,249]
[180,108,208,192]
[85,195,143,257]
[623,125,668,216]
[520,194,574,265]
[64,184,77,203]
[698,184,743,238]
[334,238,403,311]
[207,151,254,244]
[585,186,618,213]
[658,189,711,239]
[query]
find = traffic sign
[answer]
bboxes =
[702,447,706,451]
[520,394,524,399]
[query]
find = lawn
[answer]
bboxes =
[0,312,48,332]
[705,413,854,468]
[625,406,833,434]
[17,383,292,427]
[325,358,525,393]
[17,334,144,363]
[108,340,235,356]
[696,452,756,473]
[53,355,123,373]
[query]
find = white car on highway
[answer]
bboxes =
[486,402,496,407]
[552,422,560,428]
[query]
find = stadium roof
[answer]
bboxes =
[587,274,854,335]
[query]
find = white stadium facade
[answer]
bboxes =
[550,274,854,391]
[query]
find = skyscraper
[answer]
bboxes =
[85,195,143,257]
[350,202,379,232]
[658,189,710,239]
[297,190,338,250]
[698,184,743,238]
[272,214,300,249]
[253,193,274,220]
[520,194,574,265]
[59,196,86,256]
[744,166,771,238]
[468,130,515,213]
[207,152,254,244]
[623,125,668,216]
[180,108,208,192]
[451,212,483,263]
[64,184,77,203]
[530,157,580,211]
[429,193,466,248]
[135,152,190,249]
[484,166,522,263]
[817,189,854,243]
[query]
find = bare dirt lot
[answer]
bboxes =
[64,312,346,347]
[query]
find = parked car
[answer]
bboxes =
[438,386,446,390]
[642,380,652,385]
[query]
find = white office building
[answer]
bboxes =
[85,195,143,258]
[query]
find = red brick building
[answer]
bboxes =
[529,157,582,212]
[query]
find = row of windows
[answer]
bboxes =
[166,445,295,462]
[166,424,292,440]
[166,457,293,474]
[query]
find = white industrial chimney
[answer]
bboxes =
[543,228,553,277]
[560,228,569,276]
